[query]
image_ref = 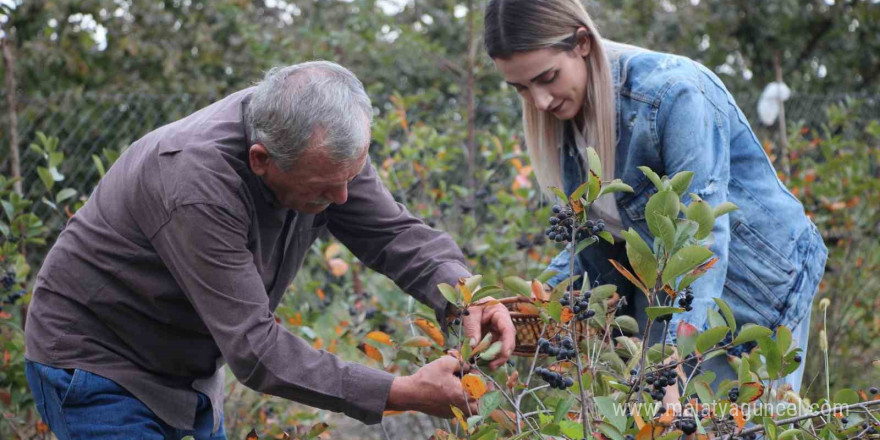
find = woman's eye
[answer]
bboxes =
[540,71,558,84]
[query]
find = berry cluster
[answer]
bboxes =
[537,336,578,361]
[535,367,574,390]
[728,386,739,402]
[560,291,595,322]
[678,287,694,312]
[546,205,575,243]
[2,272,15,289]
[642,367,677,402]
[676,418,698,435]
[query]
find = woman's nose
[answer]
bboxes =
[533,89,554,112]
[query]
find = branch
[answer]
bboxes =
[719,399,880,440]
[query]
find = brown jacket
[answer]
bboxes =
[24,88,469,432]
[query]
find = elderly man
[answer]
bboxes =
[24,61,516,439]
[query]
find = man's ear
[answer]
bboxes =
[249,144,272,176]
[575,27,592,58]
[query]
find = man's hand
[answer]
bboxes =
[461,297,516,370]
[385,354,479,417]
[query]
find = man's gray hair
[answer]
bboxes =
[247,61,373,170]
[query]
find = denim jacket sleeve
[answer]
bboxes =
[546,243,584,288]
[656,79,732,344]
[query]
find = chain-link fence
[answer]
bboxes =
[2,89,878,201]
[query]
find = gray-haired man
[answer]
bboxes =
[24,61,516,439]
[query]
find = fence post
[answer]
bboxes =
[774,53,791,178]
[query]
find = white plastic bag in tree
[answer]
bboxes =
[757,81,792,126]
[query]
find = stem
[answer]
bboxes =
[568,227,593,438]
[823,306,830,405]
[517,324,547,433]
[472,365,539,433]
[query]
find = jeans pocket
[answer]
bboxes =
[31,361,84,407]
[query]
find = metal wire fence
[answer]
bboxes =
[3,89,879,201]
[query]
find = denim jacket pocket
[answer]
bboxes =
[722,220,797,327]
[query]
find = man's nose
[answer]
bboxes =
[327,184,348,205]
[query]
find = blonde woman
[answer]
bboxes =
[484,0,826,399]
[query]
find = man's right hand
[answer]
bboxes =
[385,354,479,418]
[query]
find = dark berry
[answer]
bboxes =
[564,377,574,388]
[870,387,879,395]
[793,354,802,363]
[841,417,849,425]
[552,205,561,214]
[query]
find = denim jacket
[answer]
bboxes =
[547,49,827,345]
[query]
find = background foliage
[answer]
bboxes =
[0,0,877,438]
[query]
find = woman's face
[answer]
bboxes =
[494,33,592,121]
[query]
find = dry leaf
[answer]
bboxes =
[516,303,540,315]
[36,421,49,435]
[328,258,349,277]
[324,242,342,261]
[530,279,549,302]
[635,424,665,440]
[461,374,487,399]
[402,336,434,347]
[246,428,259,440]
[366,331,394,346]
[414,319,445,346]
[506,369,520,390]
[560,307,574,323]
[360,343,383,362]
[287,313,302,326]
[450,406,468,430]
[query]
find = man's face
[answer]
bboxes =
[250,143,369,213]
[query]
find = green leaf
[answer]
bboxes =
[502,276,531,297]
[479,390,503,418]
[536,270,559,284]
[549,186,569,203]
[29,142,45,156]
[479,341,504,362]
[597,230,614,244]
[685,196,715,240]
[547,301,562,323]
[37,167,54,192]
[92,155,106,178]
[586,147,603,181]
[598,179,634,198]
[437,283,460,305]
[645,190,680,238]
[777,325,793,355]
[779,429,806,440]
[620,228,657,288]
[559,420,585,439]
[713,202,739,218]
[587,170,601,203]
[613,315,639,334]
[662,246,713,286]
[669,171,695,196]
[656,214,676,253]
[55,188,77,204]
[595,396,627,432]
[739,357,751,384]
[554,396,575,424]
[574,235,599,255]
[471,286,503,303]
[646,306,684,321]
[465,275,482,293]
[569,182,589,203]
[833,389,860,406]
[696,326,730,353]
[49,166,65,182]
[714,298,737,332]
[733,324,773,346]
[707,308,727,329]
[673,219,699,251]
[762,418,778,440]
[738,382,764,403]
[597,422,625,440]
[638,166,663,190]
[676,323,699,358]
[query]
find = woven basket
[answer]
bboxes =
[498,293,620,357]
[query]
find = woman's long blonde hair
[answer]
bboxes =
[484,0,616,193]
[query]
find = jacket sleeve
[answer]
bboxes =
[151,202,394,425]
[656,79,732,344]
[545,244,585,288]
[326,156,471,329]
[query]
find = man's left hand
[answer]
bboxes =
[460,297,516,370]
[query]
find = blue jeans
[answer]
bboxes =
[25,360,226,439]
